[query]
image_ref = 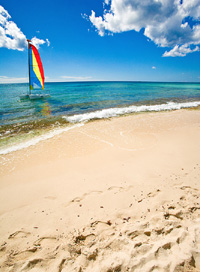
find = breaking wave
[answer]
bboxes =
[1,101,200,155]
[63,101,200,123]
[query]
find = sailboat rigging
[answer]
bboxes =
[20,39,50,99]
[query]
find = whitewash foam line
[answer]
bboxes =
[64,101,200,123]
[0,123,84,155]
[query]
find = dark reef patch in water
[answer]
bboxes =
[0,116,70,149]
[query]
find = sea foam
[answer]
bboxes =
[1,101,200,155]
[63,101,200,123]
[0,123,83,155]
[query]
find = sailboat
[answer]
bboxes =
[20,39,50,99]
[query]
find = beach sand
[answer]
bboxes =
[0,109,200,272]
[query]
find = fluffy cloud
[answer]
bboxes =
[31,37,50,49]
[163,43,200,57]
[0,5,26,50]
[89,0,200,57]
[0,5,49,51]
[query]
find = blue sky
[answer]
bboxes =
[0,0,200,83]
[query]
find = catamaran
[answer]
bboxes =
[21,39,50,99]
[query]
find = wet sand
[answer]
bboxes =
[0,109,200,271]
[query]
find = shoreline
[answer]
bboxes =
[1,100,200,156]
[0,109,200,271]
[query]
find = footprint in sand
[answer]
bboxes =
[22,258,44,271]
[8,230,31,239]
[33,236,57,247]
[107,185,134,193]
[68,190,103,206]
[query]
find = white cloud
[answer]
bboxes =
[0,75,94,84]
[163,43,200,57]
[0,5,26,51]
[0,5,10,25]
[31,36,50,49]
[0,76,28,83]
[152,66,156,69]
[0,5,50,51]
[88,0,200,57]
[30,37,50,49]
[81,13,89,21]
[90,11,106,36]
[104,0,110,6]
[46,38,50,47]
[60,76,92,81]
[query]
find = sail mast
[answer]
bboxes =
[27,39,31,95]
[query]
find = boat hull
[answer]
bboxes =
[29,94,50,100]
[20,93,50,100]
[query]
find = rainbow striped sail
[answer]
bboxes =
[28,43,45,91]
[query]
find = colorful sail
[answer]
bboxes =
[29,43,45,90]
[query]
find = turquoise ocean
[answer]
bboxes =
[0,81,200,154]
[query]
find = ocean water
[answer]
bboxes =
[0,81,200,154]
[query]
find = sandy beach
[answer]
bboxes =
[0,109,200,272]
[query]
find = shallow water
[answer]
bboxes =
[0,81,200,154]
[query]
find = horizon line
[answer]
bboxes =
[0,80,200,85]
